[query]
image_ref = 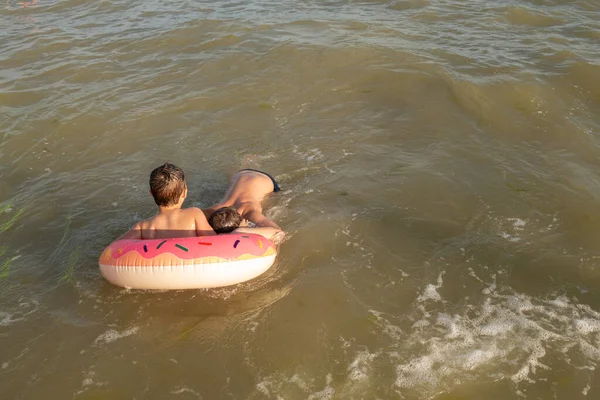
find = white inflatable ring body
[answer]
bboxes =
[98,233,277,289]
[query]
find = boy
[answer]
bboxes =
[121,163,215,240]
[203,169,281,229]
[209,206,283,242]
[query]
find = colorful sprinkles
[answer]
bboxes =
[175,244,188,252]
[112,234,273,260]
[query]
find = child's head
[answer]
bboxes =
[209,206,242,234]
[149,163,187,207]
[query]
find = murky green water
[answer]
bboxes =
[1,0,600,398]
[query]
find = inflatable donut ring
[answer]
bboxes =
[99,233,277,289]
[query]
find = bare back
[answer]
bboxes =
[207,170,280,228]
[127,207,215,240]
[222,170,274,210]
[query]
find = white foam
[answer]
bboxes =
[492,216,531,242]
[339,336,352,349]
[369,310,403,340]
[94,327,139,345]
[308,374,334,400]
[479,321,514,336]
[0,301,39,327]
[391,282,600,396]
[396,355,439,389]
[583,384,591,396]
[573,319,600,334]
[255,373,315,398]
[0,312,16,326]
[248,321,259,332]
[508,218,527,229]
[418,284,442,302]
[417,273,444,303]
[461,349,498,370]
[75,369,108,396]
[266,205,286,221]
[289,374,310,392]
[255,379,274,397]
[171,387,201,397]
[247,279,598,398]
[308,386,335,400]
[499,231,522,242]
[411,319,429,328]
[292,146,324,163]
[347,350,377,381]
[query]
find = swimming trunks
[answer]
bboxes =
[239,169,281,192]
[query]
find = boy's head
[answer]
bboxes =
[149,163,187,207]
[209,207,242,234]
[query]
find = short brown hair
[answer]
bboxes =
[209,207,242,234]
[149,163,186,207]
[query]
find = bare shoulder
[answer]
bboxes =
[186,207,211,222]
[135,218,151,229]
[188,207,216,235]
[136,217,156,237]
[186,207,206,216]
[119,220,144,240]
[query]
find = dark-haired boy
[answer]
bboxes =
[121,163,215,240]
[209,206,283,242]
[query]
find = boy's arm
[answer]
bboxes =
[118,222,143,240]
[233,226,284,242]
[194,208,216,236]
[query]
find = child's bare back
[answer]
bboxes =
[131,207,214,239]
[121,163,215,240]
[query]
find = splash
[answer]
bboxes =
[392,286,600,395]
[94,327,139,345]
